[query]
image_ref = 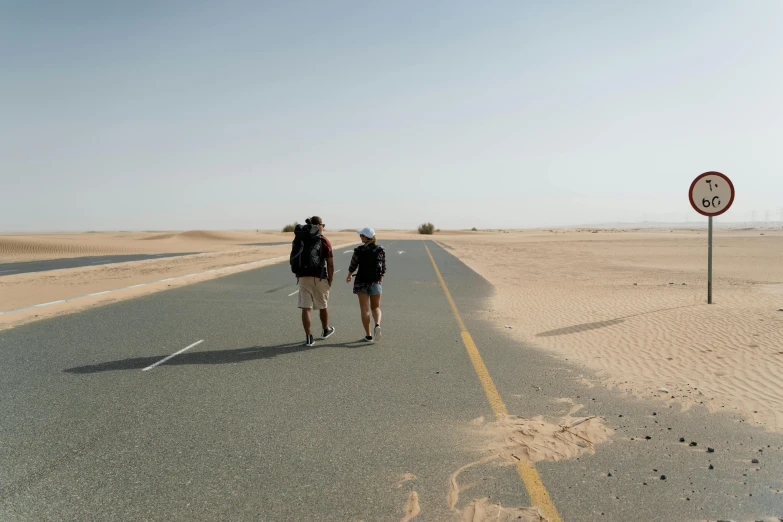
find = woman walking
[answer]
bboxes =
[345,227,386,342]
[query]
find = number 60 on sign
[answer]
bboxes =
[689,171,735,217]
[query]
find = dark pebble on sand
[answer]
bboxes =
[752,458,760,464]
[608,472,613,477]
[689,442,697,446]
[707,447,715,453]
[660,475,666,480]
[645,436,652,440]
[679,437,685,442]
[709,465,714,470]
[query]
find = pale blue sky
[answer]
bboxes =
[2,1,781,231]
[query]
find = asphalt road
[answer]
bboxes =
[1,240,781,521]
[0,252,201,276]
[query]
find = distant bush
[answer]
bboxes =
[418,222,435,235]
[471,227,478,231]
[282,222,297,233]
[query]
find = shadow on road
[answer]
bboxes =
[63,340,371,374]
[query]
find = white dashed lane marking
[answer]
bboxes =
[142,340,204,371]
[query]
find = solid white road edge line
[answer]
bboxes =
[36,300,67,307]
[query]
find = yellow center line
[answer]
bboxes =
[424,242,562,522]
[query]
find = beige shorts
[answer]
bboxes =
[297,277,331,310]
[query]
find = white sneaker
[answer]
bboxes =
[374,325,382,341]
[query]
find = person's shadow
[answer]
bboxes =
[63,339,371,374]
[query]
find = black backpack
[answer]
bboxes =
[355,244,382,283]
[290,224,325,277]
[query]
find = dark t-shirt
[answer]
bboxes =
[303,236,333,278]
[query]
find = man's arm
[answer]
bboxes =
[327,256,334,285]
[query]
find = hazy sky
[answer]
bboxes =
[2,1,782,231]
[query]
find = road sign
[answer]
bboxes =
[689,171,735,217]
[689,171,734,304]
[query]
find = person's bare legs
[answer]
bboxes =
[358,293,371,336]
[370,293,382,327]
[301,308,311,335]
[319,308,329,331]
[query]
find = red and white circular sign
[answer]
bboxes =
[689,172,735,217]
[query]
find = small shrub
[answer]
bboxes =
[282,222,297,233]
[471,227,478,231]
[418,222,435,235]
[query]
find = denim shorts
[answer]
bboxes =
[354,282,382,296]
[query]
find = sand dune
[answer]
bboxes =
[0,230,418,329]
[0,236,128,259]
[0,229,417,263]
[441,229,783,432]
[176,230,236,241]
[139,230,236,241]
[139,233,178,241]
[0,230,297,262]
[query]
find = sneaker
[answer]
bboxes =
[322,326,335,339]
[373,325,382,341]
[363,335,374,342]
[305,334,314,347]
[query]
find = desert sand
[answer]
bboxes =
[0,229,350,261]
[3,228,782,436]
[438,228,783,433]
[0,229,418,328]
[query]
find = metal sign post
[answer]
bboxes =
[689,172,735,304]
[708,216,713,304]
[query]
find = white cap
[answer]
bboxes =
[357,227,376,238]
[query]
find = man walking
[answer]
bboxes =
[290,216,335,346]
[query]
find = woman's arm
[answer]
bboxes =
[346,251,359,283]
[378,249,386,282]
